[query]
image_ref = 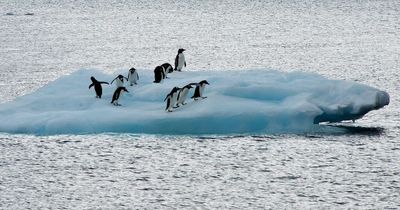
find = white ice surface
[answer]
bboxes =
[0,69,389,135]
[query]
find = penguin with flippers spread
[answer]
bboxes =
[111,74,128,87]
[89,76,109,98]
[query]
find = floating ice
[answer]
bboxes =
[0,69,389,135]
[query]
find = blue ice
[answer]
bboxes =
[0,69,389,135]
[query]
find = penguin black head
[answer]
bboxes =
[178,48,185,53]
[172,86,180,92]
[129,67,136,73]
[90,76,97,83]
[199,80,210,85]
[117,74,126,81]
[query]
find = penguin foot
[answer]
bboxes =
[168,110,173,112]
[202,96,208,99]
[173,106,179,108]
[182,102,187,105]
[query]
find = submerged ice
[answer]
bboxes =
[0,69,389,135]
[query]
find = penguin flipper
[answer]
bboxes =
[164,94,170,102]
[89,83,94,89]
[110,77,117,84]
[100,81,109,85]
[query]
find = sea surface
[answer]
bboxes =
[1,0,399,209]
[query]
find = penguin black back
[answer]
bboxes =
[154,66,164,83]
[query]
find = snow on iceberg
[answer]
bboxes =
[0,69,389,135]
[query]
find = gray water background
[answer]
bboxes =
[1,0,399,209]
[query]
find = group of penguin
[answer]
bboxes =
[88,48,210,112]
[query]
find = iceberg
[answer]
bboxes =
[0,69,389,135]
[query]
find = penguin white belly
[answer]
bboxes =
[199,85,205,97]
[177,54,185,70]
[115,79,124,87]
[177,89,189,104]
[167,93,178,112]
[129,72,138,85]
[172,92,178,105]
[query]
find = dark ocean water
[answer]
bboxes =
[1,0,399,208]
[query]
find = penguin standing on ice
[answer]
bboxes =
[164,87,181,112]
[176,84,194,107]
[111,74,128,87]
[191,80,210,100]
[111,87,129,106]
[174,48,186,71]
[153,66,165,83]
[127,67,139,86]
[88,76,109,98]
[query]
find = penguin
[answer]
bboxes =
[164,87,181,112]
[111,87,129,106]
[153,66,165,83]
[111,74,128,87]
[127,67,139,86]
[174,48,186,71]
[176,84,194,107]
[88,76,109,99]
[191,80,210,100]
